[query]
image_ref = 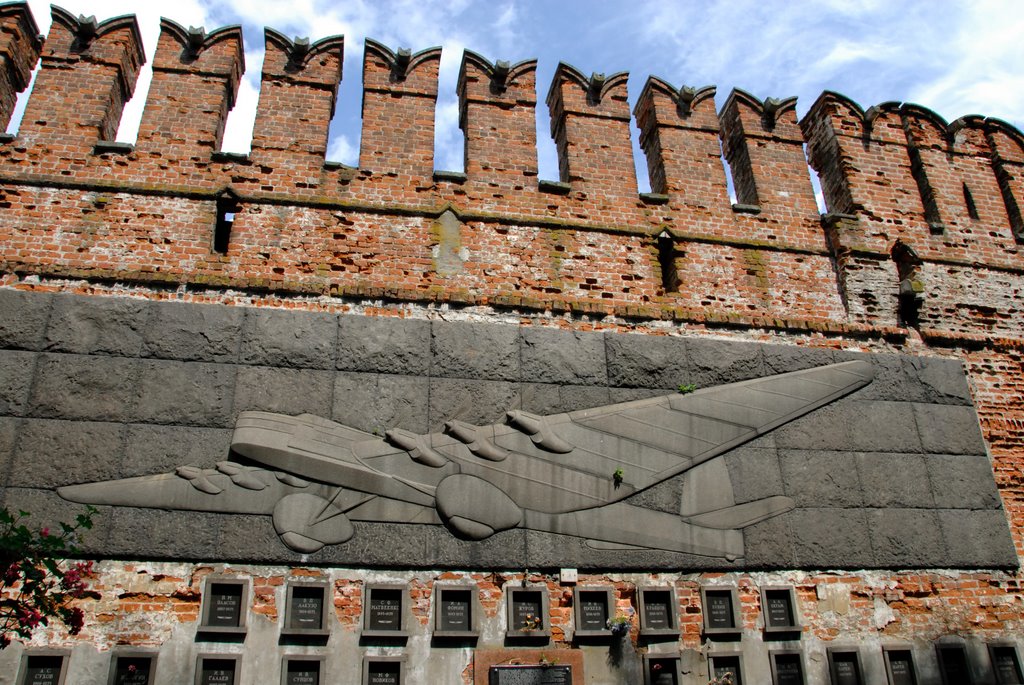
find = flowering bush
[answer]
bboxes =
[0,506,97,648]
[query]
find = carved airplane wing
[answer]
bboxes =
[59,360,874,557]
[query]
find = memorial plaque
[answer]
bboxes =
[368,588,403,632]
[830,653,862,685]
[22,656,64,685]
[642,591,672,631]
[773,654,804,685]
[937,647,969,684]
[438,589,472,633]
[886,652,916,685]
[488,665,572,685]
[648,659,678,685]
[199,658,237,685]
[765,590,794,629]
[113,657,153,685]
[288,586,325,631]
[206,583,243,627]
[578,592,608,631]
[511,592,543,631]
[992,647,1023,684]
[284,660,319,685]
[706,591,735,630]
[711,656,742,685]
[367,661,400,685]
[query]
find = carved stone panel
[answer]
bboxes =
[488,665,572,685]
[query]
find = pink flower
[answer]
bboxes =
[40,527,49,537]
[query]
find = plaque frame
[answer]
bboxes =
[643,654,682,685]
[826,647,864,685]
[362,655,406,685]
[433,584,480,638]
[281,655,324,685]
[638,586,679,638]
[505,586,551,639]
[107,649,159,685]
[700,585,741,638]
[988,643,1023,685]
[199,577,249,635]
[16,649,69,685]
[707,651,745,685]
[362,583,409,637]
[282,581,331,636]
[572,585,615,638]
[760,586,801,634]
[882,646,919,685]
[770,649,807,685]
[194,654,242,685]
[935,642,974,685]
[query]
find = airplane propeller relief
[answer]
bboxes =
[59,361,875,560]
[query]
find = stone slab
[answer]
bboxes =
[30,353,138,421]
[234,366,334,417]
[725,447,784,505]
[868,509,946,567]
[10,419,126,488]
[0,289,52,350]
[773,401,924,453]
[520,327,606,385]
[133,360,235,427]
[0,350,35,416]
[2,487,110,554]
[333,372,430,435]
[685,337,766,387]
[857,453,935,508]
[519,383,611,415]
[105,507,221,559]
[431,321,520,381]
[937,509,1019,568]
[926,454,1002,509]
[914,403,987,455]
[427,377,520,431]
[337,315,430,375]
[785,508,875,569]
[124,425,233,476]
[44,294,148,357]
[240,308,337,369]
[779,450,863,507]
[604,333,688,389]
[142,300,243,363]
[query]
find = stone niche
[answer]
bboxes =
[0,291,1016,572]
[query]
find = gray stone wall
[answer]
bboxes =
[0,290,1015,570]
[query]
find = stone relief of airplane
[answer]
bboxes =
[58,361,875,561]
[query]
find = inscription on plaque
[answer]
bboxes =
[206,583,243,627]
[113,657,152,685]
[578,592,608,631]
[830,653,861,685]
[711,656,742,685]
[764,590,795,629]
[199,659,237,685]
[706,591,735,630]
[439,589,472,633]
[367,661,400,685]
[284,660,319,685]
[886,652,916,685]
[368,588,403,632]
[288,586,325,631]
[992,647,1023,684]
[488,665,572,685]
[23,656,64,685]
[773,654,804,685]
[642,591,672,630]
[511,592,543,631]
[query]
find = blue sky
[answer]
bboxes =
[14,1,1024,195]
